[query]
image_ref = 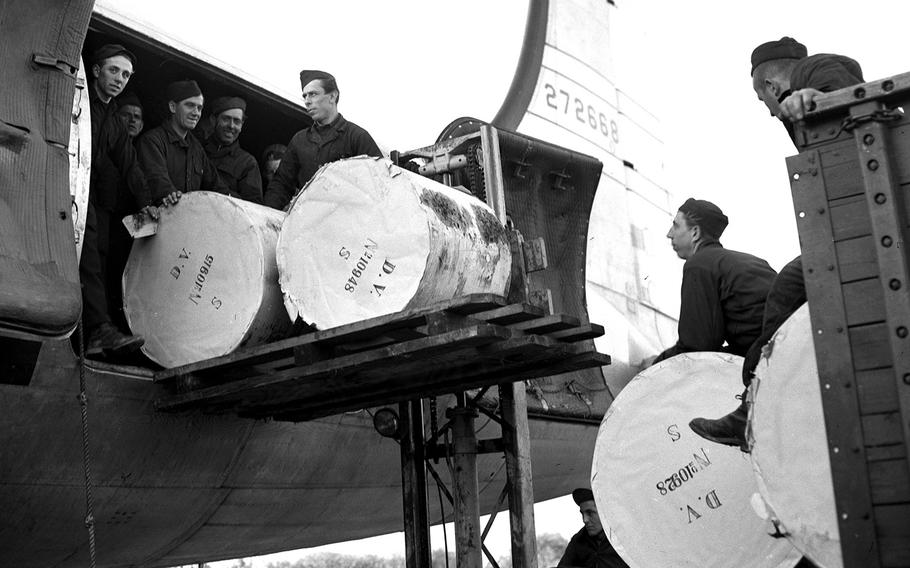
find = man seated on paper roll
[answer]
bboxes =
[652,199,776,366]
[262,70,382,210]
[137,80,229,208]
[689,38,864,449]
[557,488,628,568]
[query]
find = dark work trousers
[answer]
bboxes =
[79,203,112,332]
[742,256,808,386]
[106,214,133,332]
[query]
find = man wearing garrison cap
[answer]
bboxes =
[557,488,628,568]
[263,69,381,210]
[202,96,262,204]
[80,43,154,358]
[689,39,865,449]
[653,199,776,366]
[137,79,228,208]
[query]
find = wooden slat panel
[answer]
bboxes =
[546,323,604,342]
[875,503,910,568]
[869,459,910,504]
[246,334,571,412]
[269,351,610,422]
[831,194,873,241]
[509,314,579,334]
[156,325,510,410]
[258,343,602,420]
[844,278,887,326]
[821,141,865,201]
[154,294,509,382]
[789,149,880,565]
[829,184,910,243]
[862,412,906,447]
[469,303,545,325]
[858,368,901,415]
[850,323,893,371]
[866,444,907,463]
[244,335,562,413]
[837,235,880,283]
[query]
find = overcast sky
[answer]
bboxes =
[98,0,910,564]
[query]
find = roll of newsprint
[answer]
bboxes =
[277,156,511,329]
[123,191,290,368]
[592,351,801,568]
[750,304,841,568]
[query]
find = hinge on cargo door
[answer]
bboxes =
[32,53,77,75]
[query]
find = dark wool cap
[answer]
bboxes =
[210,96,246,117]
[299,69,336,91]
[679,198,729,239]
[117,92,143,110]
[751,37,807,75]
[92,43,137,67]
[572,488,595,505]
[165,80,203,103]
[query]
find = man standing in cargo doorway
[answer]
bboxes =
[106,91,147,333]
[80,44,156,358]
[137,80,229,207]
[653,198,776,365]
[689,37,865,449]
[202,96,263,204]
[557,488,629,568]
[262,70,382,210]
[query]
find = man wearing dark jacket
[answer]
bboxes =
[558,488,628,568]
[203,96,262,204]
[80,44,154,358]
[137,80,229,207]
[263,70,381,210]
[654,199,776,364]
[689,37,865,448]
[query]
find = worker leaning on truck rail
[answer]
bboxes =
[262,69,382,210]
[689,37,865,449]
[652,198,776,367]
[137,79,230,208]
[557,488,629,568]
[202,96,263,204]
[80,44,157,358]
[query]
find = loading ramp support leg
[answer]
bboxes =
[400,399,431,568]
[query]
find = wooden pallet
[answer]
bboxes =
[789,73,910,568]
[154,294,609,421]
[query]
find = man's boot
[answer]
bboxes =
[689,394,748,451]
[85,322,144,358]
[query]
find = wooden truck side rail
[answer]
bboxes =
[789,71,910,568]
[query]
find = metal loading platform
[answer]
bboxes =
[789,71,910,567]
[154,123,609,568]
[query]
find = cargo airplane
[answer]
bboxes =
[0,0,678,565]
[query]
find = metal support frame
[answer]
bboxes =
[400,399,431,568]
[450,403,482,568]
[397,123,541,568]
[500,382,538,568]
